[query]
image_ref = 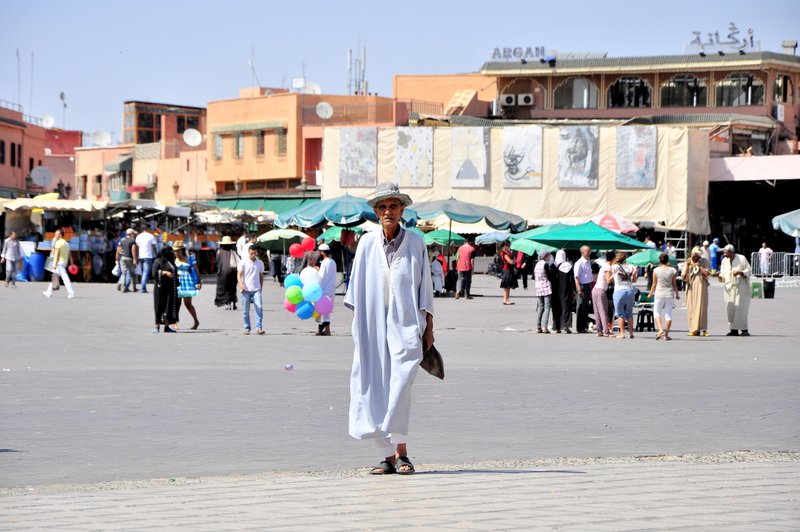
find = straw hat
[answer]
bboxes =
[367,182,412,207]
[172,241,185,251]
[220,236,235,245]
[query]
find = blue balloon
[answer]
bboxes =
[302,283,323,303]
[295,301,315,320]
[283,273,303,289]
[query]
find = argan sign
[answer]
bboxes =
[490,46,547,61]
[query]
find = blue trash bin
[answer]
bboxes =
[28,252,46,282]
[16,257,30,282]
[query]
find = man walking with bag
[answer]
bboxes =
[43,229,75,299]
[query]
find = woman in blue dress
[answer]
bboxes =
[172,241,202,330]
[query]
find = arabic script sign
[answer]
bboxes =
[684,23,760,54]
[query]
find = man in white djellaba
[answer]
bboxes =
[344,182,434,475]
[717,244,752,337]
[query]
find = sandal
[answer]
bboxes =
[655,331,664,340]
[370,460,396,475]
[395,455,415,475]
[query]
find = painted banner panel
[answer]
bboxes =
[451,127,488,188]
[557,126,599,189]
[502,126,543,188]
[395,126,433,187]
[616,125,657,189]
[339,127,377,187]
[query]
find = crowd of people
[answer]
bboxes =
[423,236,756,341]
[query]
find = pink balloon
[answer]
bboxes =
[283,300,297,313]
[315,295,333,315]
[301,237,316,252]
[289,243,304,258]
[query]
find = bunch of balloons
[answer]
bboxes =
[289,237,316,259]
[283,237,333,320]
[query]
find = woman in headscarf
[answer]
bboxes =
[554,250,575,333]
[683,246,711,336]
[214,236,240,310]
[498,241,518,305]
[533,250,552,333]
[151,246,179,333]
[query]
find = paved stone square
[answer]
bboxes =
[1,274,798,529]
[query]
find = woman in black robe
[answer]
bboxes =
[214,237,239,309]
[553,250,576,334]
[152,247,179,333]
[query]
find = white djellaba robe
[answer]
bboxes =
[317,256,337,323]
[344,228,433,442]
[719,254,751,331]
[431,257,444,293]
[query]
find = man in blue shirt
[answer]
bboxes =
[708,238,722,272]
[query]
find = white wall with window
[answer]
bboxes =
[554,77,599,109]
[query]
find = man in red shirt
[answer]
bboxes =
[455,238,476,299]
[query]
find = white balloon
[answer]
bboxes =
[299,266,321,286]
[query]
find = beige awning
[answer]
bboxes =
[2,198,107,212]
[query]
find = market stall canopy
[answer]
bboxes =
[772,208,800,237]
[527,221,649,251]
[627,249,678,267]
[475,230,510,244]
[412,197,526,232]
[254,228,309,252]
[275,194,417,228]
[2,198,106,212]
[316,225,363,243]
[213,197,316,214]
[588,213,638,234]
[423,229,465,247]
[509,223,569,242]
[510,239,556,257]
[432,217,496,234]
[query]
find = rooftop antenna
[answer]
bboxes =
[247,45,262,87]
[16,49,21,109]
[346,44,368,95]
[29,51,34,117]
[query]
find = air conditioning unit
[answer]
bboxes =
[147,173,157,186]
[500,94,517,106]
[517,93,534,106]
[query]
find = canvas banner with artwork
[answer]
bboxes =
[502,126,543,188]
[395,127,433,187]
[339,127,377,187]
[557,126,599,189]
[451,127,488,188]
[616,126,657,189]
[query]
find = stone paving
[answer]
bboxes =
[1,274,799,529]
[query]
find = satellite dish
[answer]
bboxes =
[91,130,112,147]
[31,166,53,188]
[303,82,322,95]
[315,101,334,120]
[42,115,56,128]
[183,128,202,147]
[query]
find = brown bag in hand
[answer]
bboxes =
[421,344,444,380]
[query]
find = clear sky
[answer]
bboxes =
[2,0,796,141]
